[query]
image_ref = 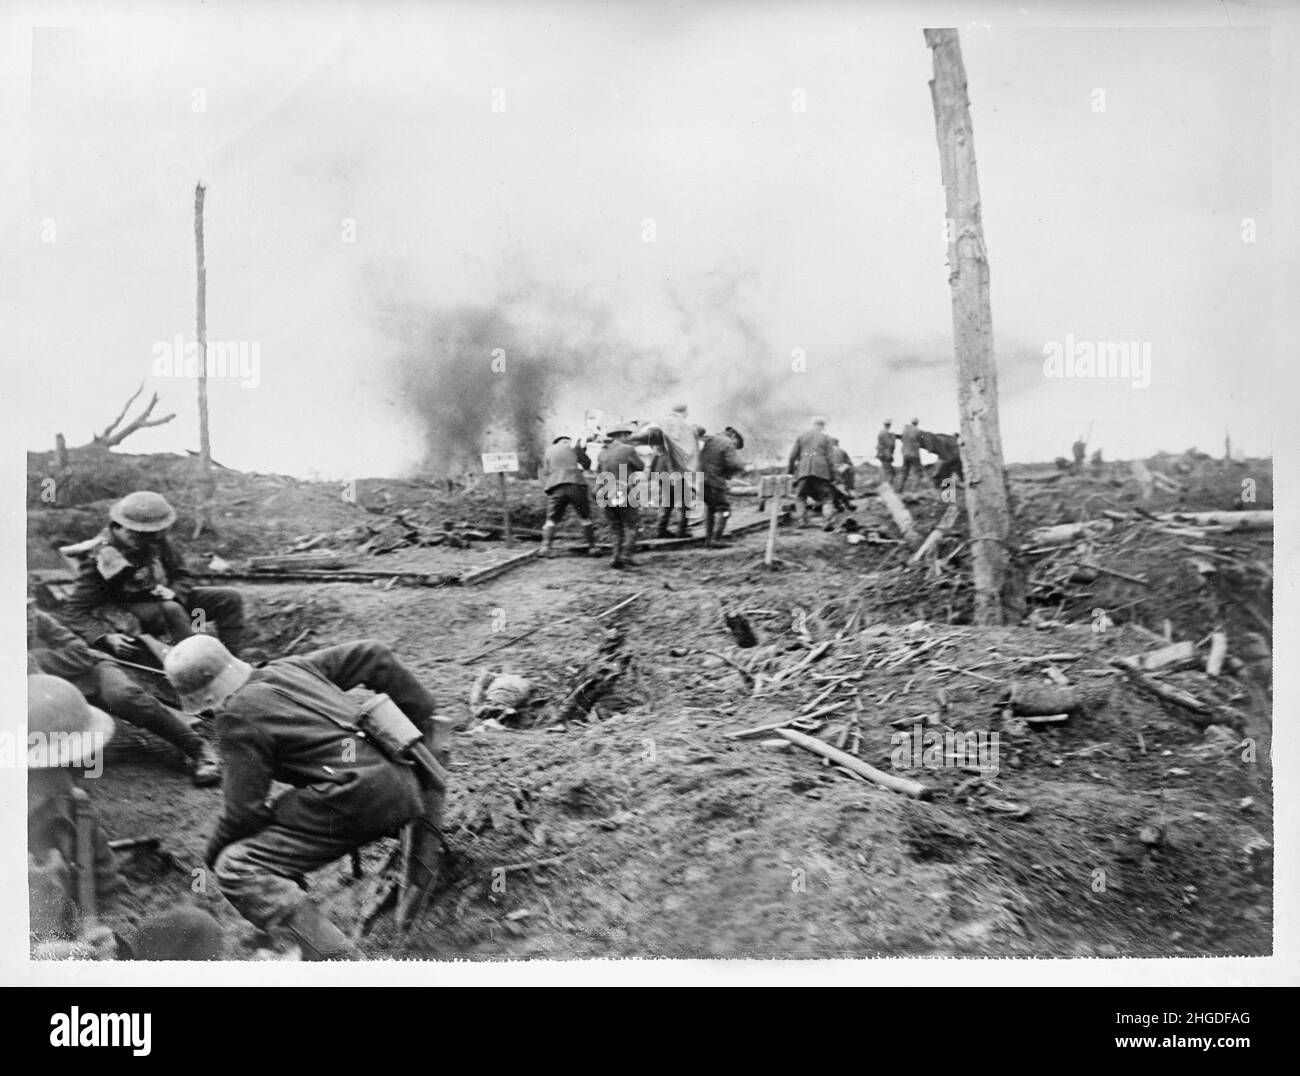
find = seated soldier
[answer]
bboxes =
[28,600,220,786]
[62,490,246,659]
[27,675,224,960]
[164,634,440,960]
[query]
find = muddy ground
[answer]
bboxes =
[29,450,1274,959]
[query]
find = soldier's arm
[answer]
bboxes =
[305,641,437,732]
[162,539,196,604]
[724,446,745,478]
[61,560,115,645]
[787,442,801,474]
[29,612,102,679]
[574,444,591,470]
[625,446,645,473]
[205,714,277,867]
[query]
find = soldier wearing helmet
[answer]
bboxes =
[165,634,439,960]
[62,490,246,660]
[27,675,224,960]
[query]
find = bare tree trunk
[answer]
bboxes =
[924,28,1023,625]
[55,433,68,470]
[195,183,214,536]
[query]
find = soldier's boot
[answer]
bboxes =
[622,526,638,567]
[704,508,716,548]
[541,521,557,556]
[581,522,597,556]
[609,527,625,569]
[655,507,672,539]
[277,899,362,961]
[712,510,729,544]
[822,502,839,532]
[796,499,810,529]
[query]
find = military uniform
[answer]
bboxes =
[540,440,593,524]
[63,528,245,654]
[699,433,745,545]
[898,422,922,491]
[207,641,435,933]
[29,778,147,958]
[787,427,839,524]
[27,606,211,769]
[876,426,898,482]
[594,440,644,567]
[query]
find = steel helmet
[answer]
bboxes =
[27,675,115,768]
[110,490,177,533]
[164,635,253,713]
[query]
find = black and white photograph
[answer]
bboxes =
[2,0,1295,1000]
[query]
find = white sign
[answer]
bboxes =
[481,452,519,474]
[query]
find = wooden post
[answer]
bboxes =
[925,29,1022,625]
[194,183,214,535]
[498,471,513,545]
[761,474,790,567]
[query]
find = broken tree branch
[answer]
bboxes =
[776,728,931,799]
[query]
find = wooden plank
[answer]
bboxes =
[876,481,919,545]
[776,728,931,799]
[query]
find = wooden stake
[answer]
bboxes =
[925,29,1021,625]
[194,183,214,537]
[877,481,920,545]
[498,471,513,545]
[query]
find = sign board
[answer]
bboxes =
[481,452,519,474]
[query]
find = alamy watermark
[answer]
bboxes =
[890,724,1000,778]
[1043,334,1150,389]
[3,730,106,778]
[592,467,703,509]
[152,334,261,388]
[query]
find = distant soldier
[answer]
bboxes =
[828,438,856,514]
[898,418,923,491]
[539,435,596,556]
[63,491,246,658]
[1072,436,1087,475]
[698,426,746,547]
[27,674,224,960]
[164,635,439,960]
[876,420,898,483]
[595,424,645,569]
[28,602,220,786]
[787,416,840,529]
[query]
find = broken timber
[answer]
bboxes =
[776,728,931,799]
[876,481,920,545]
[910,503,959,563]
[459,548,541,586]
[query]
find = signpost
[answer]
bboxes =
[481,452,519,545]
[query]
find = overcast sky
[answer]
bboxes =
[3,1,1290,477]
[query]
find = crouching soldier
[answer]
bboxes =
[164,635,438,960]
[63,490,246,659]
[28,601,220,786]
[27,675,224,960]
[699,426,746,547]
[787,416,841,529]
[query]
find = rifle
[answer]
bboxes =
[69,788,99,931]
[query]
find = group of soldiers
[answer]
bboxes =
[787,416,965,530]
[540,408,968,557]
[28,490,443,960]
[539,404,745,569]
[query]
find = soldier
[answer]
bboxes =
[876,420,898,484]
[63,490,246,659]
[898,418,923,491]
[632,404,700,538]
[164,634,439,960]
[28,601,220,786]
[539,435,596,556]
[594,424,645,569]
[27,674,224,960]
[787,416,840,529]
[922,431,965,492]
[699,426,746,547]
